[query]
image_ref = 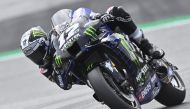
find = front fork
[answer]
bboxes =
[100,60,134,93]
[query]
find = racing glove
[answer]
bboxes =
[54,50,71,68]
[54,53,63,68]
[100,13,114,23]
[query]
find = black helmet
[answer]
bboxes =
[20,26,49,65]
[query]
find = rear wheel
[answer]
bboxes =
[155,71,186,106]
[87,67,141,109]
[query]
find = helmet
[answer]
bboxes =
[20,26,49,65]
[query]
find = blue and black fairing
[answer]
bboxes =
[135,71,162,104]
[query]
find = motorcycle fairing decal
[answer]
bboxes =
[137,74,161,104]
[86,63,94,72]
[136,64,149,86]
[32,30,46,37]
[114,33,140,67]
[58,23,81,50]
[102,36,138,74]
[138,82,151,101]
[150,74,161,99]
[84,26,98,40]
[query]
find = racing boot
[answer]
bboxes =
[139,38,165,59]
[129,28,164,59]
[107,6,164,59]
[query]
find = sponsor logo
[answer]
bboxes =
[136,65,149,83]
[63,33,80,49]
[58,74,64,87]
[139,82,151,100]
[116,17,132,22]
[86,64,94,72]
[58,23,81,49]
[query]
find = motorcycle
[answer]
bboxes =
[51,9,186,109]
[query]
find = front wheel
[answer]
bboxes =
[155,71,186,106]
[87,67,141,109]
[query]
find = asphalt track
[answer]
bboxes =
[0,20,190,109]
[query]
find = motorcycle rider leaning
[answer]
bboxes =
[20,6,164,90]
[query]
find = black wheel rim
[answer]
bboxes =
[170,71,185,91]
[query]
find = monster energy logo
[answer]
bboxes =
[32,30,45,37]
[84,26,97,40]
[86,63,94,72]
[114,33,140,67]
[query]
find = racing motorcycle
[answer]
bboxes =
[51,9,186,109]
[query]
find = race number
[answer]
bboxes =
[58,23,80,49]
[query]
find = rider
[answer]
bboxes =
[20,6,164,90]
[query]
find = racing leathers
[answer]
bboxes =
[39,30,73,90]
[103,6,164,58]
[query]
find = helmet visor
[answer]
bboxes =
[27,45,46,65]
[23,37,48,65]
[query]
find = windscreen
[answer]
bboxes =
[51,9,73,26]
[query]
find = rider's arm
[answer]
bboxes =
[39,65,55,82]
[108,6,143,42]
[39,62,72,90]
[48,31,72,90]
[51,31,71,66]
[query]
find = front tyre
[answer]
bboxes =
[87,67,141,109]
[155,71,186,106]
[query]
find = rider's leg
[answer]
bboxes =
[107,6,164,58]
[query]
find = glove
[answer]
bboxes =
[54,50,65,68]
[100,13,114,23]
[54,55,63,68]
[84,26,98,41]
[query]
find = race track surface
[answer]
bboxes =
[0,21,190,109]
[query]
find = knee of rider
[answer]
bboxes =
[129,28,144,44]
[106,6,130,17]
[106,6,116,14]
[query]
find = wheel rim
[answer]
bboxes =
[170,71,185,91]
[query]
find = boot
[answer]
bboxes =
[139,39,164,59]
